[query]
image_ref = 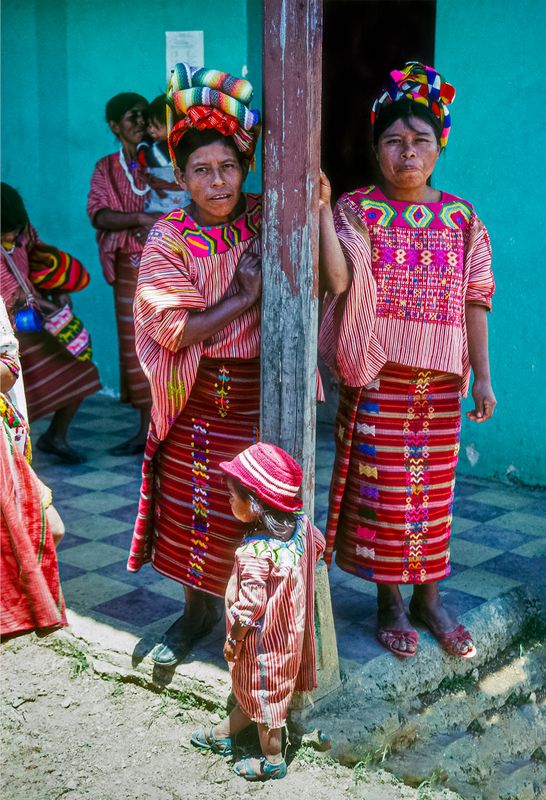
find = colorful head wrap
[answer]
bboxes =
[167,62,261,167]
[371,62,456,148]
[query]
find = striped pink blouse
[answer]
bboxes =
[1,228,39,311]
[226,513,325,729]
[134,194,261,441]
[319,185,495,395]
[87,153,147,284]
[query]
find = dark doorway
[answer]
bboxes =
[322,0,436,201]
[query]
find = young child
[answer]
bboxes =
[191,442,325,781]
[138,95,189,214]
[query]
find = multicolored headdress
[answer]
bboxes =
[371,62,456,148]
[167,63,261,167]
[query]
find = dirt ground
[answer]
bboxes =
[1,635,461,800]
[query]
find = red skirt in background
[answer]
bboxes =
[113,253,151,409]
[324,364,462,585]
[128,357,260,597]
[0,428,67,640]
[17,331,100,421]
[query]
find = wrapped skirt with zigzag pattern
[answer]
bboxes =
[324,364,461,584]
[129,357,260,597]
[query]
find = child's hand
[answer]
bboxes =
[224,637,244,663]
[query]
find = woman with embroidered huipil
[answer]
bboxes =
[319,63,496,659]
[88,93,159,455]
[126,64,262,665]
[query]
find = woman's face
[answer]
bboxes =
[376,116,440,194]
[174,140,245,226]
[226,478,256,523]
[109,103,148,148]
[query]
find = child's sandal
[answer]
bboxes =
[233,756,287,781]
[190,726,233,756]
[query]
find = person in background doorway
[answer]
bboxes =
[319,62,495,659]
[127,63,262,666]
[1,184,100,464]
[87,93,159,455]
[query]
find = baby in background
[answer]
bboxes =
[191,443,325,781]
[138,95,189,214]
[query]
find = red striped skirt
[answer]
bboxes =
[131,357,260,597]
[324,364,461,584]
[17,331,101,422]
[0,427,67,639]
[113,253,151,409]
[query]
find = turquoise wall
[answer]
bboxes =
[435,0,546,484]
[3,0,545,483]
[1,0,262,392]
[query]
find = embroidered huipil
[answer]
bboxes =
[87,153,147,284]
[134,194,261,442]
[226,514,325,729]
[319,185,495,394]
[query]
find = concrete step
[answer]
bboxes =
[381,653,546,798]
[291,585,545,798]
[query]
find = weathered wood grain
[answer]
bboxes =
[261,0,323,517]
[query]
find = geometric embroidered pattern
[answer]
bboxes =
[214,364,231,417]
[355,377,380,578]
[359,199,396,228]
[188,418,211,587]
[164,194,261,257]
[402,371,432,583]
[439,201,472,230]
[402,204,434,229]
[346,186,473,232]
[370,227,464,325]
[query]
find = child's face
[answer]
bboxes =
[227,478,256,524]
[148,118,168,141]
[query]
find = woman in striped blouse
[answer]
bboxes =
[88,93,159,456]
[127,64,263,666]
[319,63,496,659]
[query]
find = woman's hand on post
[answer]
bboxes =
[467,378,496,423]
[319,170,332,210]
[235,251,262,306]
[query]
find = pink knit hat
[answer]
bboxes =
[220,443,303,513]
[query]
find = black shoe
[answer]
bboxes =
[109,439,146,456]
[36,435,87,464]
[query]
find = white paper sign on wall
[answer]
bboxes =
[166,31,204,80]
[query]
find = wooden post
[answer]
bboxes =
[261,0,340,702]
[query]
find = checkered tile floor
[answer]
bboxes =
[31,393,546,669]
